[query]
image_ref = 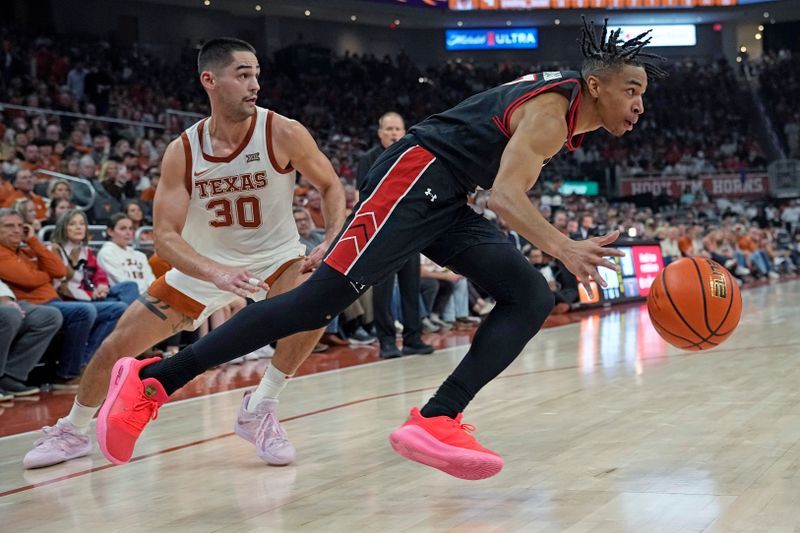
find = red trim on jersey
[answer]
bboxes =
[180,132,192,196]
[495,79,584,151]
[324,145,435,276]
[564,89,585,151]
[198,112,258,163]
[492,116,511,138]
[266,110,294,175]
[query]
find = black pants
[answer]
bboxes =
[145,137,555,405]
[372,254,422,345]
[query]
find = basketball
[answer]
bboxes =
[647,257,743,351]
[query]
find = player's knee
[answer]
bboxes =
[510,270,555,324]
[300,307,339,331]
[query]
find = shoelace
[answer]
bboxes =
[35,424,85,452]
[443,416,476,434]
[122,395,161,432]
[256,412,289,447]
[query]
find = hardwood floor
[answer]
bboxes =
[0,281,796,532]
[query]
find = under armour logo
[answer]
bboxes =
[425,188,437,202]
[349,280,367,294]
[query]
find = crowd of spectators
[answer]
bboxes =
[0,28,796,401]
[755,49,800,158]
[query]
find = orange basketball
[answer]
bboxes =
[647,257,742,351]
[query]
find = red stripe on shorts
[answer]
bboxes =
[325,145,436,276]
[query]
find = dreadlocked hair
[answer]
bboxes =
[579,16,668,80]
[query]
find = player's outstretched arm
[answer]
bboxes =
[488,96,622,298]
[272,114,347,272]
[153,139,268,297]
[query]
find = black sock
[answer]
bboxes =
[420,375,474,419]
[139,265,359,396]
[141,346,201,396]
[419,243,555,419]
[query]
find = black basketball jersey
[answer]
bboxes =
[409,70,585,191]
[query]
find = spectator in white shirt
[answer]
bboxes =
[96,213,155,293]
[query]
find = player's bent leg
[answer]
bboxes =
[98,264,361,465]
[79,296,195,408]
[390,242,553,480]
[235,260,323,465]
[24,296,195,469]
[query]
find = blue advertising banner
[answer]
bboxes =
[445,28,539,51]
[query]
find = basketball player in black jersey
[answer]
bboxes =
[99,19,667,480]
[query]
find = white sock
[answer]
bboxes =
[65,399,98,434]
[248,363,291,412]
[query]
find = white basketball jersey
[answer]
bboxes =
[180,107,302,267]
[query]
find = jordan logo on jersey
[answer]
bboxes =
[194,171,268,199]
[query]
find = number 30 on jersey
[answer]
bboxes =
[207,196,262,228]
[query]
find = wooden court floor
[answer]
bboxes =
[1,280,799,532]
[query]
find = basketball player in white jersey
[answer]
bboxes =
[23,37,346,468]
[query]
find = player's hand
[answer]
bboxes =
[211,265,270,298]
[558,230,625,299]
[300,239,332,273]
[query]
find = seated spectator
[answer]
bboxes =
[37,139,60,172]
[46,179,72,202]
[97,213,155,294]
[19,143,41,172]
[420,255,462,329]
[139,167,159,204]
[527,248,577,314]
[770,226,796,274]
[124,200,149,232]
[2,168,46,220]
[50,209,138,305]
[44,197,71,227]
[11,197,41,233]
[703,229,750,280]
[89,159,131,224]
[0,279,62,398]
[0,175,14,206]
[71,155,97,208]
[294,206,326,252]
[305,190,325,229]
[40,209,129,386]
[0,208,86,388]
[688,225,707,257]
[735,225,779,280]
[575,214,597,240]
[659,226,681,265]
[440,276,478,329]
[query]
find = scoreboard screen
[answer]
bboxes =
[578,242,664,305]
